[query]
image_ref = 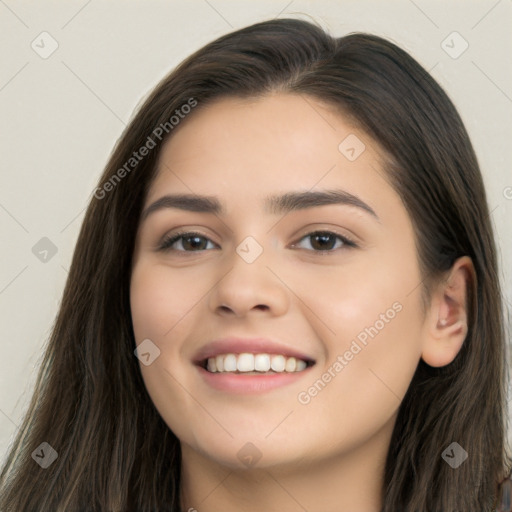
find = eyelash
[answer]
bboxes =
[157,230,358,254]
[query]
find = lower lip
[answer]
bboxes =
[196,365,314,394]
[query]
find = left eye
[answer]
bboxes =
[291,231,356,251]
[158,230,357,253]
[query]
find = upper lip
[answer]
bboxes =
[192,337,316,365]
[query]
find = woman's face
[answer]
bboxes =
[130,93,425,471]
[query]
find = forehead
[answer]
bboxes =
[146,93,389,203]
[160,93,366,162]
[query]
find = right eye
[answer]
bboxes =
[158,231,219,253]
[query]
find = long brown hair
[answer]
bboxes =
[1,18,510,512]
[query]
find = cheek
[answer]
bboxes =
[130,263,198,402]
[130,262,203,438]
[287,258,424,448]
[130,262,196,342]
[285,302,422,464]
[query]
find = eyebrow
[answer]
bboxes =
[140,189,379,222]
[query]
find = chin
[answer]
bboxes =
[183,431,311,471]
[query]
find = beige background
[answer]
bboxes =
[1,0,511,461]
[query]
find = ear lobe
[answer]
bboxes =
[421,256,474,368]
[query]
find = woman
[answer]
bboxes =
[1,17,510,512]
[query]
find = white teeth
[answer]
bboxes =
[223,354,237,372]
[270,354,286,372]
[205,352,311,373]
[254,354,270,372]
[296,359,307,371]
[207,358,217,372]
[237,353,254,372]
[285,357,297,372]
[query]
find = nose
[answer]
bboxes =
[207,242,290,318]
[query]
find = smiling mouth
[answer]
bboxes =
[200,353,316,374]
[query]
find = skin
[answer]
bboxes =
[130,93,472,512]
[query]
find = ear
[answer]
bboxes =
[421,256,475,368]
